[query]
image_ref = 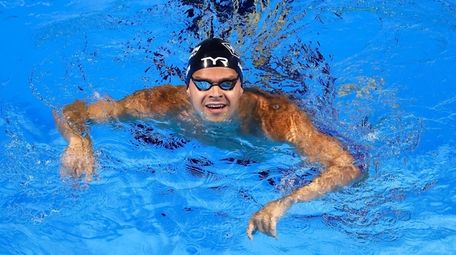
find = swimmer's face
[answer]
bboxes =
[186,67,243,122]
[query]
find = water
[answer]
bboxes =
[1,0,455,254]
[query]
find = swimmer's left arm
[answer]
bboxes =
[284,109,361,203]
[247,96,361,239]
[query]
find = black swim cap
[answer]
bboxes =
[185,38,243,86]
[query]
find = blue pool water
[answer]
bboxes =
[1,0,455,254]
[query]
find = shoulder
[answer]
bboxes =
[241,87,299,113]
[121,85,190,115]
[241,87,313,141]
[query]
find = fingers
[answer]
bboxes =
[247,219,256,240]
[247,215,279,240]
[259,217,275,238]
[256,217,267,234]
[270,219,277,238]
[60,147,95,181]
[76,157,85,177]
[75,156,94,180]
[85,157,94,182]
[59,165,71,178]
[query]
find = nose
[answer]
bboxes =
[208,85,223,98]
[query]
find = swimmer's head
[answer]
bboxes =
[185,38,243,86]
[185,39,244,122]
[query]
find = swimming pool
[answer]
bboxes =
[1,0,455,254]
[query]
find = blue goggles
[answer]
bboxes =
[191,77,239,91]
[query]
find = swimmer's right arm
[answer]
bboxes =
[54,85,189,180]
[53,96,125,180]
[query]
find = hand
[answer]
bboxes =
[53,110,95,181]
[60,136,95,181]
[246,198,293,240]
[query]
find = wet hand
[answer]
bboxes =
[246,198,292,240]
[60,136,95,181]
[53,110,95,181]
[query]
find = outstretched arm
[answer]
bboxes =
[246,93,361,239]
[54,85,189,180]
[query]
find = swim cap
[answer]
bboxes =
[185,38,243,86]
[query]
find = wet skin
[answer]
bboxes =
[187,68,243,122]
[54,67,361,240]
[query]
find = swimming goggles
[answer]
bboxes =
[190,77,239,91]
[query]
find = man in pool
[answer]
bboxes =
[54,38,361,240]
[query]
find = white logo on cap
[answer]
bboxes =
[201,57,229,67]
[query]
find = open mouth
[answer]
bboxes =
[205,103,227,110]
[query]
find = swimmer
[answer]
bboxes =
[54,38,361,240]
